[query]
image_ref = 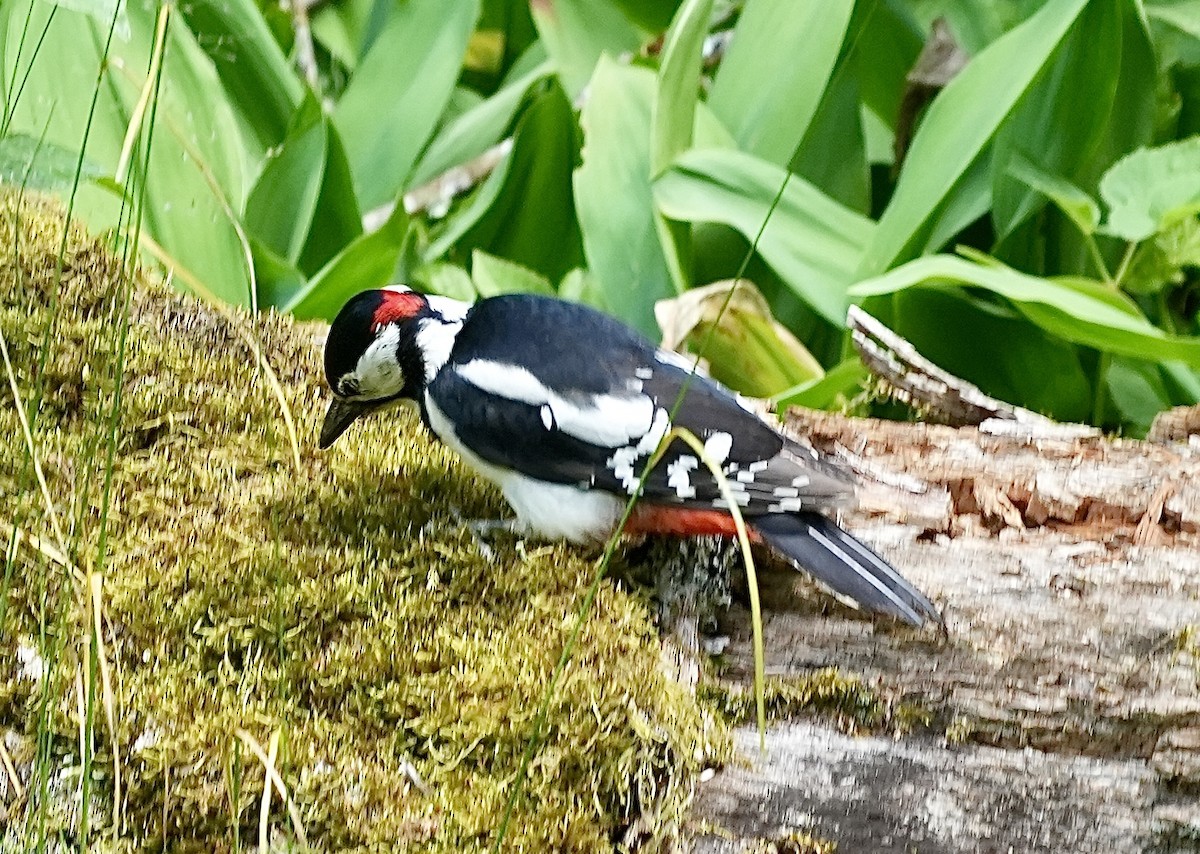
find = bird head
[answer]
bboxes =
[319,286,431,449]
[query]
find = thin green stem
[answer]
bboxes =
[1112,240,1138,289]
[1083,232,1112,284]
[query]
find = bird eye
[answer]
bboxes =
[338,376,360,396]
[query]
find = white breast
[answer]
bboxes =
[424,394,623,543]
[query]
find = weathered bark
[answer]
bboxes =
[686,413,1200,852]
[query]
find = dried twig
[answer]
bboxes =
[848,305,1098,439]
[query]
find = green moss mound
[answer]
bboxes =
[0,189,724,851]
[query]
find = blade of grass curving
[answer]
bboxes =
[495,161,793,853]
[258,730,281,851]
[235,729,308,847]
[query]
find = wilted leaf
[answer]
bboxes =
[1100,137,1200,241]
[655,280,823,398]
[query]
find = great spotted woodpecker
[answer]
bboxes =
[319,286,941,627]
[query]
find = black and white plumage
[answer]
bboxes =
[319,286,941,627]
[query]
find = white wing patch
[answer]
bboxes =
[703,431,733,464]
[415,316,464,383]
[666,455,698,499]
[455,358,656,448]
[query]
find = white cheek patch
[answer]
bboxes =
[355,324,404,399]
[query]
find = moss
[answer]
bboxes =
[700,669,931,737]
[0,188,726,850]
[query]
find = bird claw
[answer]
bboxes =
[444,505,526,561]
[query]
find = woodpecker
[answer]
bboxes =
[319,286,941,627]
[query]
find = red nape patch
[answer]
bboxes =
[625,505,764,541]
[371,289,425,330]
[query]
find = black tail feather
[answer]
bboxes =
[751,512,941,627]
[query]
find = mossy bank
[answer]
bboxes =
[0,189,725,851]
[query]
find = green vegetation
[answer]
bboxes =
[3,0,1200,433]
[0,190,725,849]
[7,0,1200,849]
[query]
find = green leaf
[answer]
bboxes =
[1100,137,1200,241]
[773,358,869,413]
[852,254,1200,367]
[707,0,855,168]
[176,0,303,148]
[471,249,554,296]
[4,0,259,305]
[333,0,480,209]
[1106,357,1175,436]
[1006,153,1100,236]
[430,81,582,283]
[655,147,874,325]
[0,133,106,190]
[413,262,476,301]
[244,107,328,265]
[573,60,682,335]
[529,0,643,101]
[860,0,1091,274]
[651,0,713,176]
[284,205,411,320]
[990,0,1122,240]
[409,57,552,188]
[848,0,923,131]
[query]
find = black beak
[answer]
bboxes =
[319,397,375,449]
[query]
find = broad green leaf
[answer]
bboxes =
[651,0,712,176]
[849,0,923,131]
[991,0,1121,239]
[788,67,869,212]
[177,0,302,148]
[4,0,257,305]
[1121,216,1200,295]
[852,254,1200,366]
[529,0,643,101]
[1106,357,1176,435]
[333,0,480,209]
[860,0,1091,274]
[285,205,411,319]
[46,0,129,39]
[471,249,554,296]
[1007,153,1100,236]
[708,0,855,168]
[1100,137,1200,241]
[0,133,105,190]
[413,262,476,301]
[244,102,362,281]
[410,57,552,188]
[573,60,680,335]
[610,0,683,32]
[423,153,513,262]
[433,81,582,283]
[655,147,874,325]
[251,237,307,311]
[244,108,328,266]
[773,358,869,413]
[1147,1,1200,44]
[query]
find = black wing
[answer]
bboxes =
[424,295,852,514]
